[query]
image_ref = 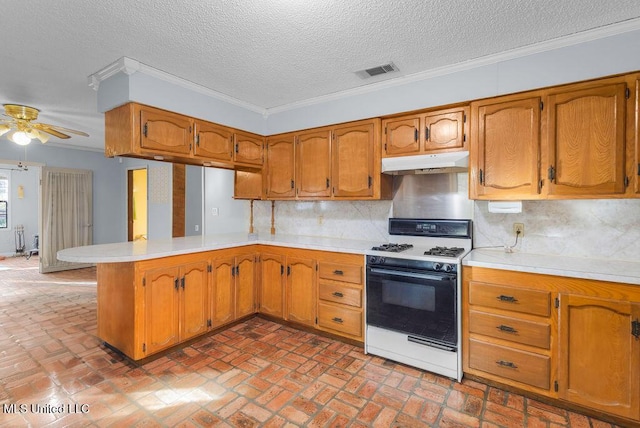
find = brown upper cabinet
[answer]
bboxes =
[382,106,468,157]
[262,118,391,200]
[105,103,264,170]
[193,121,233,162]
[470,94,543,200]
[264,133,296,199]
[296,129,332,198]
[470,74,634,200]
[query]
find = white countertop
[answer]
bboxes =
[463,248,640,286]
[57,233,381,263]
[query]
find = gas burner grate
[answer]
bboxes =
[371,243,414,252]
[423,246,465,257]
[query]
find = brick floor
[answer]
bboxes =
[0,256,627,427]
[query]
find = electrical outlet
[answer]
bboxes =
[513,223,524,237]
[317,215,324,225]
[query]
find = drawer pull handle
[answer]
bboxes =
[332,317,344,323]
[496,360,518,369]
[497,324,518,334]
[332,292,344,298]
[333,270,344,275]
[497,295,518,303]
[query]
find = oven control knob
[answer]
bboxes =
[368,256,384,265]
[433,262,442,271]
[442,263,453,272]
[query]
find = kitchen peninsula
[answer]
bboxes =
[57,233,378,361]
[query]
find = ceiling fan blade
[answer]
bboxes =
[35,122,88,137]
[33,125,70,139]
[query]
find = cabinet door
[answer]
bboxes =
[332,122,375,198]
[212,257,235,327]
[140,108,192,155]
[194,121,233,161]
[180,261,209,341]
[235,254,256,319]
[382,116,421,157]
[144,266,180,355]
[297,129,332,198]
[424,107,467,153]
[259,253,285,318]
[265,134,296,199]
[546,83,627,196]
[234,131,264,165]
[471,96,542,199]
[234,171,263,200]
[558,294,640,420]
[286,257,316,326]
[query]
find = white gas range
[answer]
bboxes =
[364,218,473,381]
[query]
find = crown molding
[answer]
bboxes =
[88,57,267,115]
[88,57,140,91]
[266,17,640,115]
[87,18,640,118]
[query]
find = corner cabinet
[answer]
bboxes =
[261,119,391,201]
[105,102,264,170]
[463,266,640,424]
[470,74,634,200]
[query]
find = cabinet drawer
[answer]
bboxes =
[469,310,550,349]
[319,263,362,285]
[469,282,550,317]
[319,283,362,308]
[317,303,362,337]
[468,339,550,390]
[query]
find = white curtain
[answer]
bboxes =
[40,167,93,273]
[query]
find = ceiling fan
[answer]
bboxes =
[0,104,89,146]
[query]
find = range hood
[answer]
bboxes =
[381,151,469,175]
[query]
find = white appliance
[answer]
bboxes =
[365,218,472,381]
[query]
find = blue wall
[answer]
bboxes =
[0,144,124,246]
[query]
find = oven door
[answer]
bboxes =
[366,265,457,351]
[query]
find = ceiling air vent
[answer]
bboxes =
[355,62,399,79]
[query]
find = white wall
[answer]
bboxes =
[204,168,249,235]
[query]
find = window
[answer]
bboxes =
[0,174,8,229]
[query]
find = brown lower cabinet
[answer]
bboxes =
[95,244,364,361]
[463,266,640,424]
[256,245,365,342]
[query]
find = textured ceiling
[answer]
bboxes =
[1,0,640,150]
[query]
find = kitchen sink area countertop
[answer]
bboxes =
[463,248,640,286]
[56,233,381,263]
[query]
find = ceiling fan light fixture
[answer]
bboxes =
[8,130,31,146]
[0,124,10,137]
[27,129,49,144]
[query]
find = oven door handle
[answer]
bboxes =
[368,267,454,282]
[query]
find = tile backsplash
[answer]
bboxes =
[473,199,640,262]
[253,200,392,243]
[251,197,640,262]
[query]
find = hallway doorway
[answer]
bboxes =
[127,168,148,241]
